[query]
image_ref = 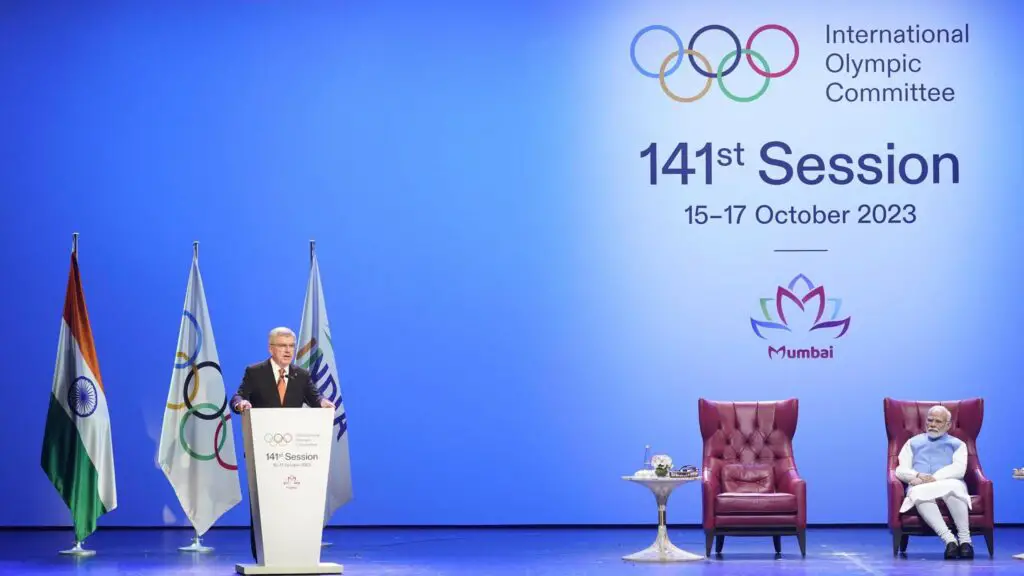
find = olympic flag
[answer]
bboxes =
[157,247,241,536]
[40,241,117,544]
[297,247,353,525]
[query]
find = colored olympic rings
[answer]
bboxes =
[166,310,236,470]
[688,25,741,79]
[178,401,237,470]
[174,311,202,369]
[659,50,712,103]
[630,24,799,102]
[719,49,772,103]
[165,352,199,410]
[182,361,227,421]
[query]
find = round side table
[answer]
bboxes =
[622,475,703,562]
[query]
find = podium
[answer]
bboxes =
[236,408,343,575]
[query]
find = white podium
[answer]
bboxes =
[236,408,343,575]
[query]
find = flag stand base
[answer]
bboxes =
[59,541,96,557]
[179,532,214,553]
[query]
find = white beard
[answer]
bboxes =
[927,430,945,439]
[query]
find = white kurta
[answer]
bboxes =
[894,437,972,513]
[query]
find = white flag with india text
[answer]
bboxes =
[298,251,353,524]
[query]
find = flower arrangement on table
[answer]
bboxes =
[1013,468,1024,479]
[651,454,673,477]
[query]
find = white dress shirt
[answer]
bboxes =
[270,359,290,383]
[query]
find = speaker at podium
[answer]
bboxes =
[236,408,343,575]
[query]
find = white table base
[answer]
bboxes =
[622,475,703,563]
[623,525,703,562]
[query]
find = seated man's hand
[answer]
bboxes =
[919,474,935,483]
[320,399,335,409]
[909,477,923,486]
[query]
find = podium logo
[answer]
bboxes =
[264,433,293,447]
[630,24,799,103]
[284,474,300,490]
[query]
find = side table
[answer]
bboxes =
[622,475,703,562]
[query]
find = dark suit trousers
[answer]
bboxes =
[249,509,257,561]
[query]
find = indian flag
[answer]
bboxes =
[40,249,117,542]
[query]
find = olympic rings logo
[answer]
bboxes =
[630,24,799,103]
[166,309,238,471]
[264,433,293,447]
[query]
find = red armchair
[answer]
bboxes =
[884,397,993,557]
[698,398,806,557]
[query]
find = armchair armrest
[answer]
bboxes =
[966,467,993,523]
[887,470,905,528]
[701,463,722,530]
[964,466,989,494]
[775,468,806,529]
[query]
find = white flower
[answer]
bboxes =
[651,454,672,469]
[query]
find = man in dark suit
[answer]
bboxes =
[231,326,334,561]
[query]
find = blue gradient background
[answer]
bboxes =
[0,0,1021,528]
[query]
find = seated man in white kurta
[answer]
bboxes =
[894,405,973,560]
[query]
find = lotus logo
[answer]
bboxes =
[749,272,851,358]
[750,274,850,361]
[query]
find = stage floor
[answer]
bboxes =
[1,527,1023,575]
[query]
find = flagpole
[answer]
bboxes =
[58,232,96,558]
[311,239,334,548]
[178,530,213,553]
[177,240,215,554]
[59,541,95,557]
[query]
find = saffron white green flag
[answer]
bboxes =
[297,251,353,523]
[41,249,117,542]
[157,250,241,535]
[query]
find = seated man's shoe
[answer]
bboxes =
[959,542,974,559]
[944,542,960,559]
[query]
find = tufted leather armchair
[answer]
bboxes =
[698,398,806,557]
[884,397,993,557]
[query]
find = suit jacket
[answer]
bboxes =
[230,359,323,413]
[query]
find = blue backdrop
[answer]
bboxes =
[1,0,1022,528]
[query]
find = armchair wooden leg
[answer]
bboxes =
[704,530,714,558]
[892,529,902,557]
[899,534,909,554]
[984,529,994,558]
[772,535,781,555]
[715,535,725,554]
[797,530,806,558]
